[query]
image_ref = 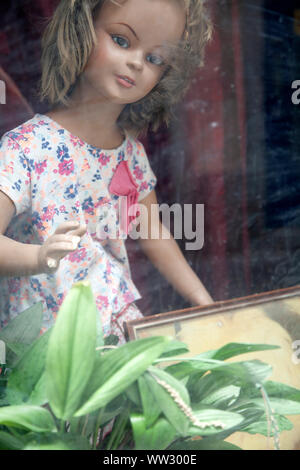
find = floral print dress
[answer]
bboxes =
[0,114,156,335]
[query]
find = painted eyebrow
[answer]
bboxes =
[113,23,139,41]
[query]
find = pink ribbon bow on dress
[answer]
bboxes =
[109,160,140,235]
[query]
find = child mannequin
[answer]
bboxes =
[0,0,213,343]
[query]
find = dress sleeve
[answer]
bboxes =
[128,138,157,201]
[0,133,31,215]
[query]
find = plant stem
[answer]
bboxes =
[117,430,131,450]
[111,412,128,450]
[106,406,130,451]
[98,426,104,449]
[93,407,105,450]
[106,416,121,450]
[81,414,89,437]
[70,417,80,434]
[259,384,280,451]
[59,419,66,434]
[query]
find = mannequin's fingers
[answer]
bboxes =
[46,238,80,270]
[50,233,81,245]
[54,221,81,235]
[49,236,81,251]
[47,240,80,259]
[66,224,87,238]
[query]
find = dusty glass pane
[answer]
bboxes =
[0,0,299,317]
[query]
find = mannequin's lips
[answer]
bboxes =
[116,75,136,88]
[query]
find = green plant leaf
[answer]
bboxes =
[211,343,280,361]
[23,433,90,450]
[163,342,280,368]
[159,340,190,358]
[189,371,238,404]
[0,430,25,450]
[143,370,189,435]
[99,395,128,427]
[126,382,141,408]
[0,302,44,367]
[0,405,56,433]
[167,358,272,386]
[5,342,31,359]
[251,397,300,415]
[27,372,48,406]
[24,439,71,450]
[165,358,248,380]
[187,408,244,437]
[130,414,176,450]
[6,329,52,405]
[138,375,161,428]
[207,360,273,385]
[229,401,266,429]
[148,366,190,405]
[71,409,106,440]
[195,402,265,443]
[240,380,300,402]
[199,385,240,408]
[74,336,171,417]
[169,438,242,450]
[242,413,293,436]
[46,282,97,420]
[263,381,300,402]
[0,302,43,346]
[0,396,9,407]
[165,362,204,380]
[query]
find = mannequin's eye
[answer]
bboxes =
[111,35,130,48]
[147,54,165,66]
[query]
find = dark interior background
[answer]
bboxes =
[0,0,300,316]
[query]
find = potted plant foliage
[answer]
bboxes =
[1,281,300,450]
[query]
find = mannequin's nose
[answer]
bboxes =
[127,51,144,71]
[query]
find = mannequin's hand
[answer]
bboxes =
[38,221,87,274]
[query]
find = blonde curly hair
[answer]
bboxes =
[39,0,212,136]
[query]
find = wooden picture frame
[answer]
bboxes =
[125,284,300,349]
[124,285,300,450]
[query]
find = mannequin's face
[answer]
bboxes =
[80,0,186,104]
